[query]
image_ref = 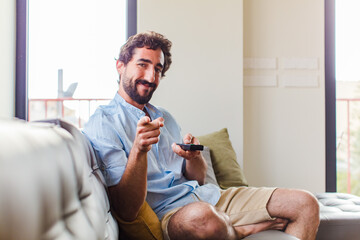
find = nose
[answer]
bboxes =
[144,68,156,83]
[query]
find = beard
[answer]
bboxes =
[121,75,157,105]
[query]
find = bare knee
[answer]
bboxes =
[304,192,320,225]
[168,202,236,240]
[269,189,319,223]
[296,190,319,221]
[283,189,320,224]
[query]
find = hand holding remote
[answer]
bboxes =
[176,143,204,151]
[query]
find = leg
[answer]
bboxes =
[167,202,237,240]
[233,218,289,239]
[266,188,320,240]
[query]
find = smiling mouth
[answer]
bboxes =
[136,79,157,88]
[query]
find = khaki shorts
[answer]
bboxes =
[161,186,276,240]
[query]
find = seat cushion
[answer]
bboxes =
[243,230,299,240]
[316,192,360,240]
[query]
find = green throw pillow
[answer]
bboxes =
[197,128,248,189]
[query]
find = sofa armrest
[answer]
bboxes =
[0,119,118,240]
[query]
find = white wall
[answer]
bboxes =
[243,0,325,193]
[0,0,16,118]
[137,0,244,165]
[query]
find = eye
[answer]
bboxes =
[138,63,146,68]
[155,67,162,73]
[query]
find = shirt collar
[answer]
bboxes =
[114,92,163,120]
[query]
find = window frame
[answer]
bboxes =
[15,0,137,120]
[325,0,336,192]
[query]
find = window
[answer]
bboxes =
[325,0,360,195]
[16,0,137,127]
[334,0,360,196]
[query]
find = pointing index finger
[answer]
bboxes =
[138,116,151,126]
[155,117,164,128]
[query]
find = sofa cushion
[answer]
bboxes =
[116,201,163,240]
[197,128,248,189]
[243,230,299,239]
[316,192,360,240]
[202,146,219,187]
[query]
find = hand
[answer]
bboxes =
[134,116,164,152]
[172,133,202,161]
[172,133,207,184]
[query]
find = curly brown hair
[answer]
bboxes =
[118,31,172,77]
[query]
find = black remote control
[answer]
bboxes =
[177,143,204,151]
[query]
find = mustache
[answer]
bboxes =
[136,79,157,88]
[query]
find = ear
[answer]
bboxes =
[116,60,125,75]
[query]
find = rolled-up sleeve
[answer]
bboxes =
[83,106,130,187]
[92,136,128,186]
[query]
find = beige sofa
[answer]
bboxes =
[0,119,118,240]
[0,119,300,240]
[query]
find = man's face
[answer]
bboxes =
[117,47,164,107]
